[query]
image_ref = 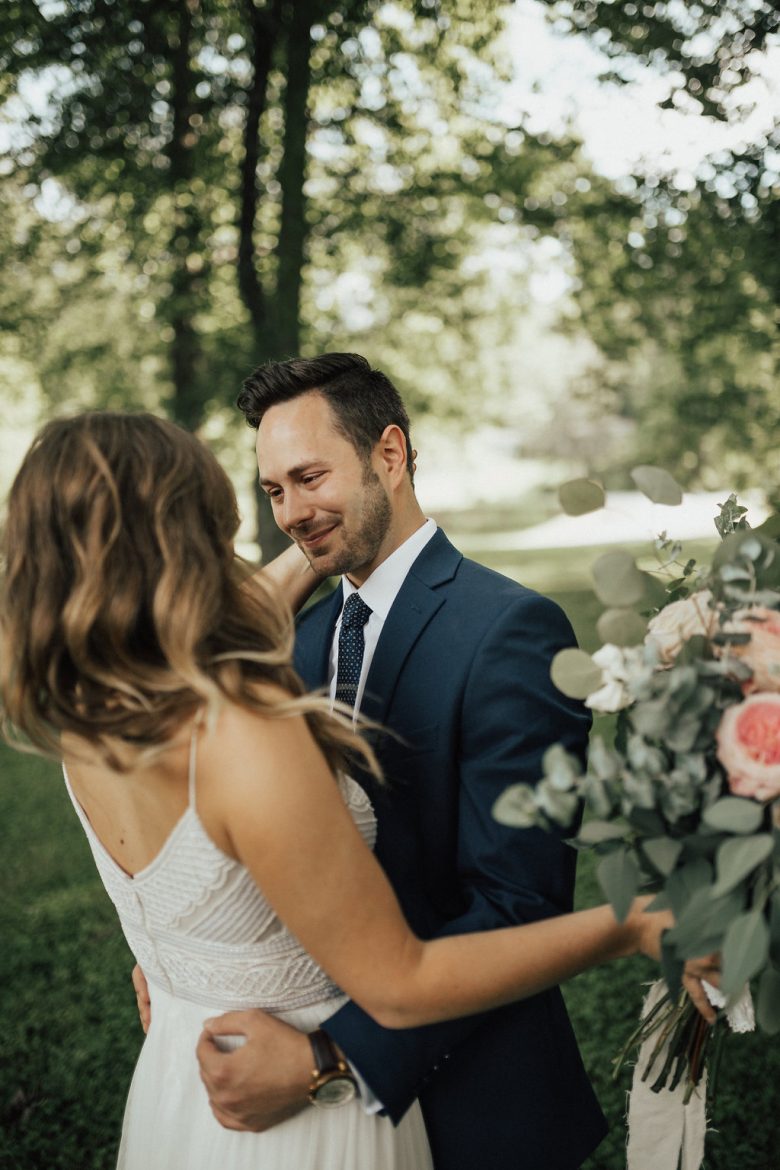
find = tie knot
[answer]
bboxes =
[341,593,372,631]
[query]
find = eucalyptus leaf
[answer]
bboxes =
[597,847,640,923]
[713,531,758,570]
[720,564,753,583]
[646,889,671,912]
[642,836,683,876]
[625,808,666,837]
[587,737,620,782]
[753,513,780,540]
[664,716,705,754]
[668,887,743,958]
[756,965,780,1035]
[542,743,582,789]
[712,834,774,897]
[665,859,713,917]
[713,532,780,591]
[721,910,770,998]
[577,820,627,845]
[596,608,648,647]
[559,478,606,516]
[770,890,780,967]
[675,634,713,666]
[582,774,613,819]
[641,572,669,609]
[591,550,647,607]
[538,786,580,826]
[550,648,603,700]
[660,929,685,998]
[493,784,539,829]
[631,699,670,738]
[715,494,749,538]
[703,797,764,835]
[630,465,684,506]
[739,537,764,561]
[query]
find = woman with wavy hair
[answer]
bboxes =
[0,413,714,1170]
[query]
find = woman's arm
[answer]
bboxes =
[255,544,322,614]
[199,705,717,1029]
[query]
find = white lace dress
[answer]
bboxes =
[62,744,432,1170]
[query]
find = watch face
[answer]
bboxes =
[312,1075,356,1108]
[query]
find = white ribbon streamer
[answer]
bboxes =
[626,981,708,1170]
[703,979,755,1032]
[626,979,755,1170]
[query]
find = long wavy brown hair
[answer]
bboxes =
[1,411,375,776]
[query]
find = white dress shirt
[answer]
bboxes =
[327,518,437,716]
[325,517,436,1108]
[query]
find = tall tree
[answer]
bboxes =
[533,0,780,492]
[5,0,597,550]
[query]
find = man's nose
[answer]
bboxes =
[282,488,315,532]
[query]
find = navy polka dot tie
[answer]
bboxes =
[335,593,373,708]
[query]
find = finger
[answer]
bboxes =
[688,953,721,987]
[196,1030,225,1076]
[202,1010,253,1036]
[208,1104,250,1132]
[131,967,151,1032]
[131,965,150,1002]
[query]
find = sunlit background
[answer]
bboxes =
[2,5,780,1167]
[2,0,778,557]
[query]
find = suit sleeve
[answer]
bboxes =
[323,592,591,1122]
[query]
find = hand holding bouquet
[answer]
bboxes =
[495,471,780,1111]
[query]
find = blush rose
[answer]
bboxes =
[716,693,780,801]
[646,590,718,664]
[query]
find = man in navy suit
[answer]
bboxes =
[198,352,607,1169]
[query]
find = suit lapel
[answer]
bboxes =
[360,530,461,725]
[294,587,342,690]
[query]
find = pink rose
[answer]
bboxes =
[716,693,780,801]
[721,606,780,693]
[646,590,718,664]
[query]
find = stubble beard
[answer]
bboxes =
[301,465,392,578]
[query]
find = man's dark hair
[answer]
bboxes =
[237,353,414,474]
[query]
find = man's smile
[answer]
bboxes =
[295,522,339,550]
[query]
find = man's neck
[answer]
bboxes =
[346,512,430,588]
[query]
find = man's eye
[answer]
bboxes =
[266,488,282,501]
[302,473,323,486]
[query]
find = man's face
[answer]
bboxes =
[256,391,393,582]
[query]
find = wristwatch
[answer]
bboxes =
[307,1028,357,1108]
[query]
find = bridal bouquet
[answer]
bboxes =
[495,468,780,1110]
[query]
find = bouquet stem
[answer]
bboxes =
[613,983,720,1102]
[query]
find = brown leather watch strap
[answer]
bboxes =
[308,1028,340,1075]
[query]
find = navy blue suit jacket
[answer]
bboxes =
[294,530,607,1170]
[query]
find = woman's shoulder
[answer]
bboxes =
[198,690,324,786]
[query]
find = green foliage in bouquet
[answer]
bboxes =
[495,472,780,1097]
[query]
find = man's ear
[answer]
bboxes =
[375,425,409,485]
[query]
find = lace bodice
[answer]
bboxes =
[63,742,376,1011]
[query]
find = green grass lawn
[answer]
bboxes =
[1,540,778,1169]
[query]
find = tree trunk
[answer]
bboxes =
[272,0,314,356]
[238,0,316,563]
[167,0,206,429]
[237,0,283,342]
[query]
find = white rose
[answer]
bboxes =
[646,589,718,664]
[585,643,633,713]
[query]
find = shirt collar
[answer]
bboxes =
[340,519,437,621]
